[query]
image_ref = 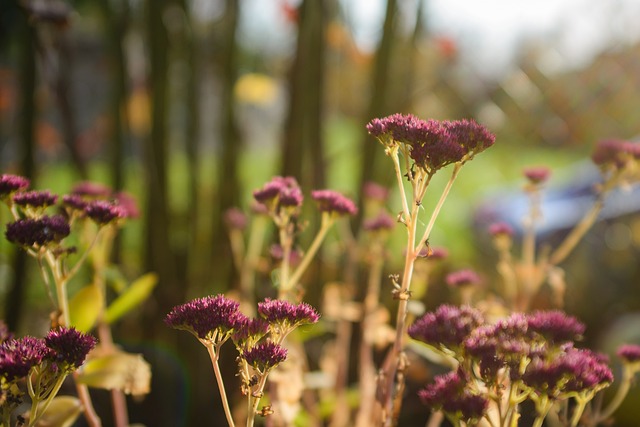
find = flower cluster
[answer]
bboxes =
[591,139,640,169]
[523,166,552,185]
[366,114,495,173]
[445,269,481,288]
[5,215,70,248]
[165,294,242,341]
[242,342,287,373]
[253,176,303,211]
[0,174,30,199]
[44,327,98,371]
[410,305,617,423]
[311,190,358,216]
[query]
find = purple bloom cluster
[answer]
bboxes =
[366,114,495,172]
[523,166,551,184]
[165,294,242,340]
[0,174,30,198]
[85,200,127,225]
[62,194,89,212]
[232,316,270,350]
[45,327,97,370]
[311,190,358,216]
[5,215,70,247]
[242,342,287,372]
[591,139,640,169]
[12,190,58,208]
[0,336,49,381]
[526,310,585,344]
[418,369,488,422]
[446,269,481,288]
[522,347,612,397]
[617,344,640,363]
[71,181,112,198]
[363,212,395,232]
[253,176,303,210]
[408,305,484,352]
[362,181,390,202]
[257,299,320,328]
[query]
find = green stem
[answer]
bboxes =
[28,374,67,427]
[390,146,410,221]
[595,365,633,423]
[570,396,589,427]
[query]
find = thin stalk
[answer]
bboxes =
[206,344,236,427]
[277,223,294,299]
[570,396,589,427]
[28,374,67,427]
[390,147,410,221]
[286,213,334,291]
[247,373,270,427]
[549,197,603,266]
[594,366,632,423]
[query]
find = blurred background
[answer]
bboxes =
[1,0,640,425]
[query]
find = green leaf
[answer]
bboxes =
[76,350,151,396]
[105,273,158,324]
[30,396,82,427]
[68,284,103,332]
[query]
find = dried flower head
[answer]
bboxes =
[311,190,358,216]
[363,212,395,232]
[71,181,112,198]
[5,215,70,247]
[418,369,488,422]
[409,305,484,353]
[242,342,287,373]
[257,299,320,328]
[165,295,241,340]
[523,166,551,184]
[45,327,96,371]
[527,310,585,344]
[617,344,640,364]
[253,176,303,209]
[0,174,30,199]
[446,269,481,288]
[224,207,248,230]
[12,190,58,209]
[0,336,49,381]
[85,200,127,225]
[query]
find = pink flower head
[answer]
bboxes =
[445,119,495,156]
[242,342,287,372]
[253,176,303,210]
[523,166,551,184]
[617,344,640,363]
[12,190,57,208]
[489,222,514,237]
[165,295,242,340]
[446,269,481,288]
[85,200,127,225]
[418,369,488,422]
[114,192,140,219]
[5,215,70,247]
[45,327,97,370]
[71,181,112,198]
[592,139,640,169]
[527,310,585,344]
[0,174,30,199]
[257,299,320,327]
[0,336,49,381]
[224,207,248,230]
[311,190,357,216]
[232,316,270,350]
[409,305,484,352]
[362,182,390,202]
[62,194,89,212]
[363,212,395,232]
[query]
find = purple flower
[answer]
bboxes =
[242,342,287,372]
[224,207,248,230]
[12,190,58,208]
[114,192,140,219]
[362,182,390,202]
[311,190,358,216]
[257,299,320,328]
[232,316,270,350]
[0,336,49,381]
[165,295,241,340]
[409,305,484,352]
[253,176,303,209]
[71,181,112,198]
[445,119,495,156]
[45,327,97,370]
[418,369,488,422]
[592,139,640,168]
[488,222,514,237]
[0,174,30,198]
[85,200,127,225]
[446,269,481,288]
[363,212,395,232]
[527,311,585,344]
[62,194,89,212]
[617,344,640,363]
[5,215,70,247]
[523,166,551,184]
